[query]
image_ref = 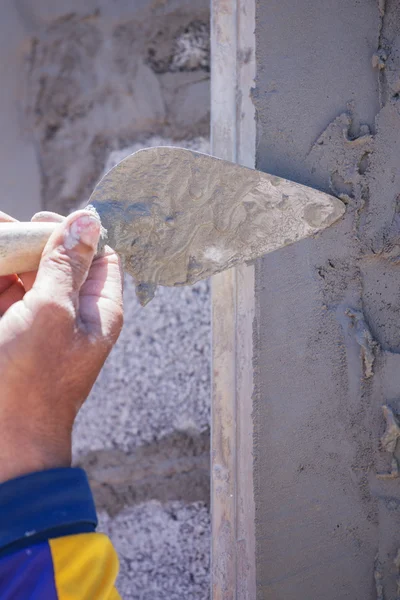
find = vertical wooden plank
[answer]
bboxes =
[210,0,256,597]
[210,0,237,163]
[235,264,255,600]
[211,267,237,600]
[210,1,237,597]
[235,1,256,597]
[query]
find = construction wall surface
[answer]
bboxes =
[0,1,211,598]
[254,0,400,598]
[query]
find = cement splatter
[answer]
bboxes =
[76,429,210,517]
[345,308,378,379]
[377,405,400,480]
[377,456,399,481]
[381,405,400,454]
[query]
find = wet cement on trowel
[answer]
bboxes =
[89,147,343,305]
[253,1,400,598]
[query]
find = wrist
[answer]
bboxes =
[0,427,72,484]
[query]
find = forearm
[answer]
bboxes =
[0,209,123,599]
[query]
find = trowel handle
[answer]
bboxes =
[0,222,57,276]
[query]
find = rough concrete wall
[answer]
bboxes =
[22,0,210,213]
[0,1,211,597]
[98,501,210,599]
[254,1,400,598]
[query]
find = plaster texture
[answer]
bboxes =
[254,0,400,598]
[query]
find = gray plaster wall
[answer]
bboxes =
[0,1,211,598]
[254,0,400,598]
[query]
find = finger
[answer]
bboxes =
[79,248,124,338]
[0,275,25,316]
[0,212,29,293]
[22,212,66,292]
[0,211,16,223]
[0,211,65,293]
[33,210,101,314]
[0,274,18,294]
[31,211,65,223]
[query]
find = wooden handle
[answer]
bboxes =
[0,222,57,276]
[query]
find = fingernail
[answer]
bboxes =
[65,214,100,250]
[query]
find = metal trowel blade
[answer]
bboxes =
[88,146,345,305]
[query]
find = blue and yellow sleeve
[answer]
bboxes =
[0,468,121,599]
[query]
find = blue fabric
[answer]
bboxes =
[0,468,97,559]
[0,542,58,599]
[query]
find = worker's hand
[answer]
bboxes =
[0,209,123,483]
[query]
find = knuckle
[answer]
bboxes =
[47,246,89,279]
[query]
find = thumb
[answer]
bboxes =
[33,210,101,308]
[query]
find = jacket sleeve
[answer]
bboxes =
[0,467,121,599]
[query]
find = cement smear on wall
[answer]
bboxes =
[254,0,400,598]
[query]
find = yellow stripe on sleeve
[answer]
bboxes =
[49,533,122,600]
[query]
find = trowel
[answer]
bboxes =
[0,147,345,305]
